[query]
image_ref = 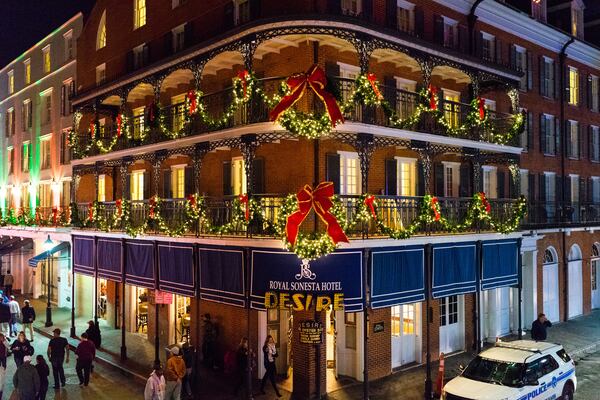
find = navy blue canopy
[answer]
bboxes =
[481,240,519,290]
[73,236,95,276]
[198,247,245,307]
[432,243,477,299]
[125,240,155,289]
[158,242,195,296]
[97,238,122,282]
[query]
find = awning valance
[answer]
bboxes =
[198,247,245,307]
[432,243,477,299]
[125,240,155,289]
[28,241,70,267]
[481,240,519,291]
[73,236,95,276]
[97,238,122,282]
[158,242,195,297]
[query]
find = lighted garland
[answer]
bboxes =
[0,206,72,228]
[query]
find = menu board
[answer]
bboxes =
[299,321,323,344]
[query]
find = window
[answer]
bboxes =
[395,78,417,119]
[231,157,247,196]
[133,106,145,139]
[592,177,600,204]
[532,0,546,22]
[234,0,251,25]
[22,142,30,173]
[133,44,148,70]
[130,170,145,201]
[7,70,14,94]
[341,0,361,16]
[171,94,186,132]
[593,127,600,162]
[98,175,106,202]
[64,30,74,61]
[61,79,75,116]
[23,59,31,86]
[439,295,458,326]
[339,152,360,195]
[541,114,556,155]
[568,120,579,159]
[544,247,557,264]
[42,45,51,74]
[481,32,495,62]
[443,162,460,198]
[545,172,556,217]
[338,63,361,104]
[172,24,186,53]
[556,349,572,364]
[524,356,559,382]
[43,94,52,124]
[443,17,458,49]
[60,129,71,165]
[571,3,583,39]
[40,137,51,170]
[344,313,357,349]
[171,166,185,199]
[391,305,415,336]
[540,57,554,98]
[591,75,599,112]
[133,0,146,29]
[520,170,529,198]
[97,12,107,50]
[396,0,415,33]
[22,100,32,130]
[7,148,13,175]
[443,89,460,129]
[514,46,527,90]
[6,108,15,136]
[396,158,416,196]
[96,64,106,86]
[568,67,579,105]
[39,183,52,208]
[482,166,497,198]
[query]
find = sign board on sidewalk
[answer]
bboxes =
[155,290,173,304]
[299,321,323,344]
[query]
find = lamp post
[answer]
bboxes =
[43,235,53,327]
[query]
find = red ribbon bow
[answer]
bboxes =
[90,122,96,138]
[187,90,197,116]
[52,207,58,225]
[428,84,438,111]
[478,192,491,214]
[149,196,157,219]
[116,199,123,216]
[187,194,196,207]
[285,182,349,247]
[116,114,123,137]
[431,197,441,221]
[270,65,344,127]
[364,195,377,218]
[478,97,486,120]
[366,73,383,100]
[88,202,94,222]
[237,70,250,99]
[238,194,250,221]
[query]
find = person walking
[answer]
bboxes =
[13,355,40,400]
[47,328,69,389]
[531,313,553,341]
[35,355,50,400]
[202,313,217,368]
[260,335,281,397]
[8,296,21,337]
[0,333,8,399]
[164,346,185,400]
[22,300,36,341]
[85,320,101,349]
[3,271,14,297]
[233,337,253,398]
[11,331,34,368]
[75,332,96,387]
[0,301,10,338]
[181,342,194,398]
[144,362,166,400]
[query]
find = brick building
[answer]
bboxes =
[2,0,600,398]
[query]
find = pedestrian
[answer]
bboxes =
[201,313,218,368]
[35,355,50,400]
[8,296,21,337]
[233,337,252,397]
[75,332,96,387]
[13,355,40,400]
[164,346,185,400]
[0,333,8,399]
[85,320,101,349]
[22,300,36,341]
[260,335,281,397]
[47,328,69,389]
[11,331,34,368]
[0,300,10,338]
[181,342,194,397]
[531,313,553,341]
[144,361,166,400]
[3,271,13,297]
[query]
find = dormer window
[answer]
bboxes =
[532,0,546,22]
[396,0,415,34]
[443,17,458,49]
[341,0,361,16]
[97,11,107,49]
[571,1,584,39]
[7,70,14,94]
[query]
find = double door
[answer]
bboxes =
[593,260,600,309]
[391,304,419,368]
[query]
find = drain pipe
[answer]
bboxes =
[559,37,575,322]
[468,0,485,56]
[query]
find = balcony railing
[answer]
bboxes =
[83,77,517,159]
[71,195,520,238]
[522,202,600,228]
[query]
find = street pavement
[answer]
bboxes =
[573,349,600,400]
[0,330,144,399]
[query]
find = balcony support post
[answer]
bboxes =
[241,37,258,71]
[412,141,434,195]
[120,157,133,202]
[509,162,520,198]
[240,134,258,195]
[354,35,374,74]
[356,133,375,194]
[417,58,434,89]
[471,150,483,194]
[193,143,209,194]
[507,86,520,113]
[94,162,103,202]
[152,151,168,197]
[71,169,80,204]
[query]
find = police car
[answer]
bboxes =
[442,340,576,400]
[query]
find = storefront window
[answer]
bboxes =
[136,288,149,335]
[391,306,401,336]
[98,279,107,319]
[174,295,191,343]
[345,312,356,349]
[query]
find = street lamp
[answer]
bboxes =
[43,235,54,327]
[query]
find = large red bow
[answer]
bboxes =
[285,182,349,247]
[187,90,197,115]
[116,199,123,217]
[237,70,250,99]
[367,73,383,100]
[270,65,344,127]
[238,194,249,221]
[478,97,486,120]
[88,202,94,222]
[431,197,441,221]
[90,122,96,138]
[116,114,123,137]
[478,192,491,214]
[364,195,377,218]
[428,84,438,111]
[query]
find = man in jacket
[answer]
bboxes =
[21,300,35,341]
[164,347,186,400]
[531,313,553,341]
[13,355,40,400]
[144,362,166,400]
[75,332,95,386]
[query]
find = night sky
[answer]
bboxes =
[0,0,96,68]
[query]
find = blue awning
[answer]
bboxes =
[73,236,95,276]
[97,238,122,282]
[371,246,425,309]
[199,246,246,308]
[125,240,155,289]
[481,240,519,291]
[432,243,477,299]
[28,241,70,267]
[158,242,195,297]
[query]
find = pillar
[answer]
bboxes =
[356,133,375,194]
[292,309,326,399]
[240,134,258,195]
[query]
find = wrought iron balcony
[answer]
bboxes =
[522,201,600,228]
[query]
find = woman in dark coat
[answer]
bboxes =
[10,331,34,368]
[35,355,50,400]
[85,320,101,349]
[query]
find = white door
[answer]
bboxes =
[391,304,419,368]
[498,287,510,335]
[543,264,560,322]
[592,260,600,309]
[568,261,583,318]
[439,295,463,354]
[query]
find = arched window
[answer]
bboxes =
[543,247,557,264]
[97,11,107,50]
[593,243,600,258]
[568,244,582,262]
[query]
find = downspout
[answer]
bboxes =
[468,0,485,56]
[559,37,575,322]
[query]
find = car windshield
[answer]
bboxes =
[462,356,524,387]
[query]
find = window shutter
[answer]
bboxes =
[252,157,265,194]
[509,171,516,199]
[222,161,232,196]
[458,25,468,53]
[587,75,593,110]
[495,37,503,64]
[578,123,584,160]
[142,44,150,66]
[326,153,341,194]
[362,0,373,20]
[509,44,517,70]
[223,2,234,29]
[325,62,340,80]
[580,72,586,107]
[566,121,572,158]
[474,31,483,58]
[438,89,445,111]
[555,118,561,155]
[564,65,570,102]
[539,57,546,96]
[459,163,471,197]
[249,0,262,20]
[385,0,397,28]
[579,178,586,207]
[539,174,546,202]
[527,51,533,91]
[433,15,444,45]
[497,170,505,199]
[563,176,570,204]
[384,76,397,111]
[126,50,134,72]
[528,174,536,202]
[164,31,173,55]
[184,22,194,48]
[540,114,546,154]
[417,160,425,196]
[162,170,172,198]
[587,177,593,203]
[28,102,32,128]
[553,61,559,100]
[61,85,66,116]
[527,111,534,151]
[434,162,445,197]
[385,159,397,195]
[414,6,424,38]
[184,166,194,196]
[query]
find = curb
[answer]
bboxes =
[33,325,147,385]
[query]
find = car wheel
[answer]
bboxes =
[561,383,574,400]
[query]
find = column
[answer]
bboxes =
[152,151,167,196]
[413,141,434,195]
[193,143,209,194]
[417,58,434,89]
[356,133,375,194]
[292,309,326,399]
[240,134,258,195]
